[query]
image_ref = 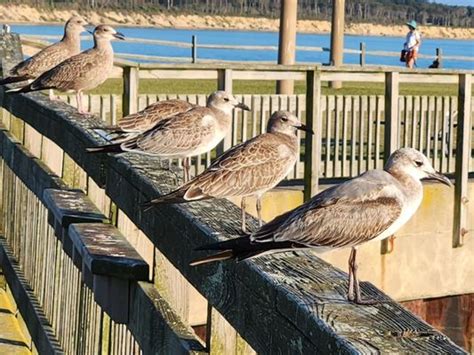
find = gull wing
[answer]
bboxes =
[182,133,297,199]
[251,171,404,248]
[118,99,195,132]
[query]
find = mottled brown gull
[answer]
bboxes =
[7,25,124,114]
[190,148,452,304]
[100,99,196,137]
[0,15,88,100]
[142,111,313,233]
[87,91,250,182]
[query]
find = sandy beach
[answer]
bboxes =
[1,4,473,40]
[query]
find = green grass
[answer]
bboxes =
[89,79,461,97]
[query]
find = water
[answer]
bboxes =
[10,24,474,70]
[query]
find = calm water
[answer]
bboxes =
[10,24,474,70]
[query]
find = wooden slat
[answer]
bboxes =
[453,73,472,247]
[303,70,322,200]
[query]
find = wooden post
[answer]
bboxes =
[303,69,322,201]
[359,42,366,66]
[276,0,297,94]
[122,66,139,117]
[329,0,345,89]
[381,71,399,254]
[192,35,197,64]
[453,73,471,247]
[216,69,233,154]
[436,47,443,68]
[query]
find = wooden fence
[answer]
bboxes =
[21,34,474,66]
[59,61,474,248]
[0,33,469,354]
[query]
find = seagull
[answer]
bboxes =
[142,111,313,233]
[95,99,196,142]
[190,148,452,304]
[7,25,124,115]
[87,91,250,182]
[0,15,88,101]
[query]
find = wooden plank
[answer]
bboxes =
[350,96,358,176]
[383,72,400,160]
[453,73,472,247]
[303,70,322,200]
[321,72,385,83]
[128,281,207,354]
[382,72,399,254]
[233,70,305,81]
[68,223,149,280]
[0,239,64,354]
[333,96,342,177]
[122,66,139,116]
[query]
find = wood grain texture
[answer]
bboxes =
[0,54,468,354]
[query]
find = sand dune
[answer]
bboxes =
[1,4,473,40]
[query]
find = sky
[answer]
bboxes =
[430,0,473,6]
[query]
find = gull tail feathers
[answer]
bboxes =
[190,237,265,266]
[141,189,188,211]
[86,143,124,154]
[5,86,24,94]
[0,76,28,86]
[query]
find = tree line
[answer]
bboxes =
[4,0,473,28]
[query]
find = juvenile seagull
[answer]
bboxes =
[96,99,196,141]
[142,111,313,233]
[191,148,452,304]
[0,15,88,99]
[8,25,124,114]
[87,91,250,182]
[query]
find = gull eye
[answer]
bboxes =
[281,117,288,122]
[414,160,423,167]
[224,98,230,102]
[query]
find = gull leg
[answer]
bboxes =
[241,197,247,234]
[256,196,263,227]
[76,91,90,115]
[347,247,356,302]
[48,89,60,101]
[182,157,191,183]
[349,247,378,305]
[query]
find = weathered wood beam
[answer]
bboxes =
[0,66,467,355]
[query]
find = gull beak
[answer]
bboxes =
[426,171,453,187]
[296,123,314,134]
[235,102,251,111]
[113,32,125,40]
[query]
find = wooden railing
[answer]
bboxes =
[113,62,472,248]
[21,34,474,65]
[0,33,469,354]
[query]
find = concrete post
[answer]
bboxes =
[329,0,345,89]
[276,0,297,94]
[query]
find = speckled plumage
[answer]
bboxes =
[143,111,312,232]
[0,16,87,85]
[87,91,250,181]
[116,99,196,133]
[191,148,452,303]
[10,25,124,114]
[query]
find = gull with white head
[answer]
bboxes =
[0,15,89,100]
[191,148,452,304]
[87,91,251,182]
[142,110,313,233]
[7,25,125,115]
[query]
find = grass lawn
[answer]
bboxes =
[89,79,461,97]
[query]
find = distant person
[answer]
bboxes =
[403,20,421,69]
